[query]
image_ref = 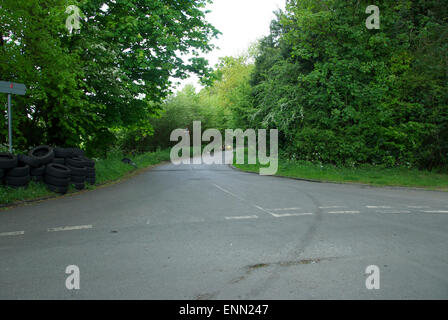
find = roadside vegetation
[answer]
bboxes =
[0,149,171,207]
[233,152,448,190]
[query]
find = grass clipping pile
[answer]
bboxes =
[0,146,95,194]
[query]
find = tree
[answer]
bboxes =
[246,0,448,169]
[0,0,219,155]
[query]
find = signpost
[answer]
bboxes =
[0,81,27,153]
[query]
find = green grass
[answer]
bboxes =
[233,152,448,190]
[0,149,171,207]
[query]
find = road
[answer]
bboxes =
[0,151,447,299]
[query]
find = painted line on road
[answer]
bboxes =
[269,208,302,211]
[225,215,259,220]
[319,206,345,209]
[423,211,448,214]
[407,206,430,209]
[146,219,151,225]
[0,231,25,237]
[377,210,411,214]
[213,184,245,201]
[328,211,360,214]
[47,225,93,232]
[366,206,392,209]
[271,213,314,218]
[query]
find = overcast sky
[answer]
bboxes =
[174,0,286,91]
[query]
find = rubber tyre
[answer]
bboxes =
[71,175,85,183]
[46,183,68,194]
[80,156,95,168]
[52,158,65,165]
[30,165,45,176]
[5,175,30,187]
[29,145,54,165]
[67,148,85,157]
[45,163,71,179]
[0,152,18,169]
[66,157,88,168]
[86,166,95,174]
[17,154,41,168]
[44,174,69,187]
[67,165,87,176]
[6,165,30,177]
[54,147,72,158]
[0,169,4,179]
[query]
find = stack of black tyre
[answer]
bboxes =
[0,153,30,188]
[54,147,96,190]
[0,145,95,194]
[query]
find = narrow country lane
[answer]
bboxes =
[0,152,447,299]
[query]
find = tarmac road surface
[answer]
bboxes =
[0,151,447,299]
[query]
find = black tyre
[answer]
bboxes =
[46,183,68,194]
[6,164,30,177]
[30,165,45,176]
[80,156,95,168]
[70,175,85,183]
[52,158,65,165]
[73,182,85,190]
[54,147,72,158]
[67,165,87,176]
[86,166,95,174]
[29,145,54,165]
[67,147,85,157]
[17,154,41,168]
[0,168,4,179]
[0,152,18,169]
[66,157,88,168]
[44,174,69,187]
[45,163,71,179]
[5,175,30,187]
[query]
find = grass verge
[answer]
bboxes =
[0,149,171,207]
[233,152,448,190]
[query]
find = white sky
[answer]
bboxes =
[174,0,286,91]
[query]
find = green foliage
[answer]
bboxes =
[0,0,219,155]
[234,152,448,190]
[245,0,448,170]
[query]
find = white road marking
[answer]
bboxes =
[423,211,448,214]
[272,213,314,218]
[269,208,302,211]
[377,210,411,214]
[252,204,312,218]
[213,184,245,201]
[328,211,360,214]
[225,215,259,220]
[407,206,430,209]
[0,231,25,237]
[366,206,392,209]
[146,219,151,225]
[47,225,93,232]
[319,206,345,209]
